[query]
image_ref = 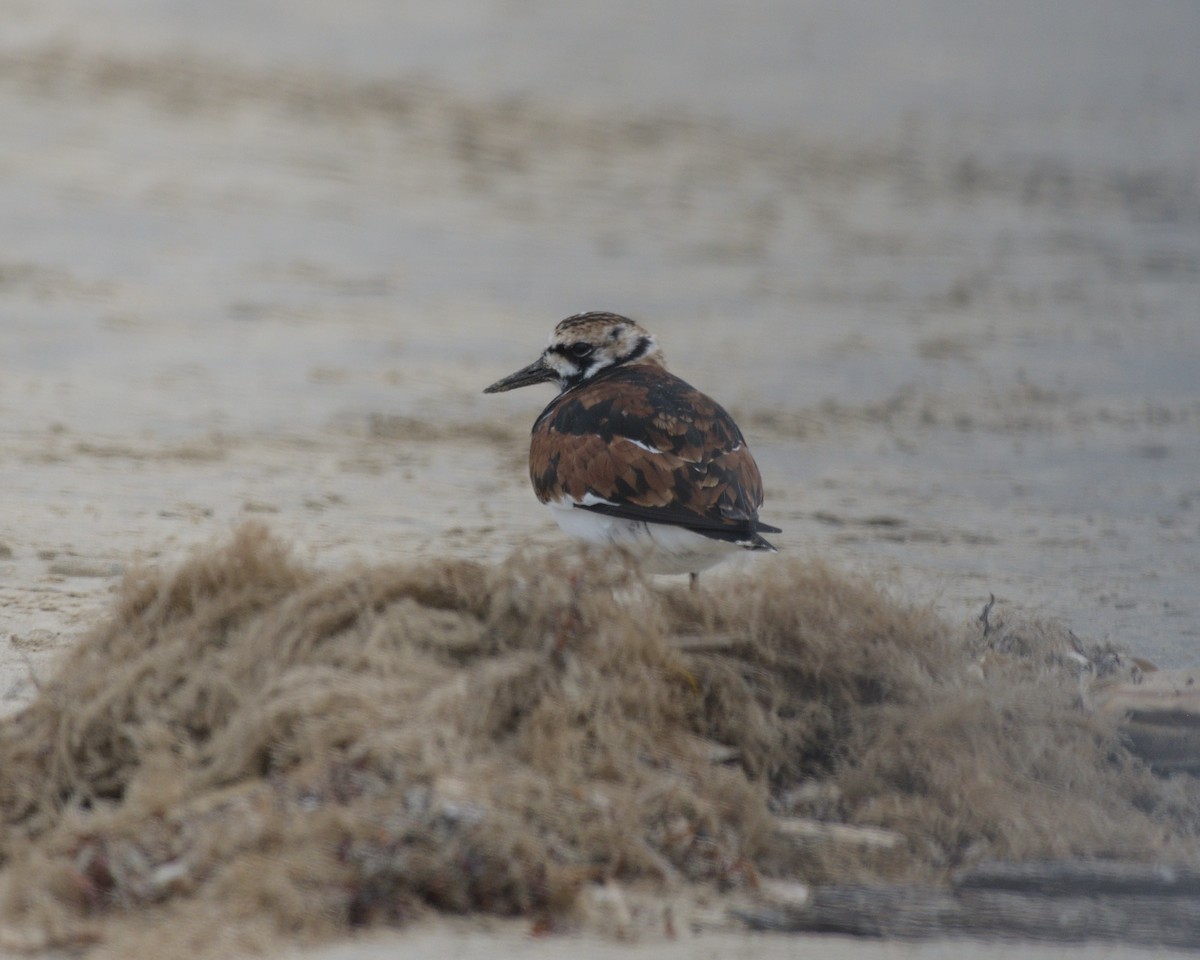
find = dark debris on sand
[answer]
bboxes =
[1,523,1197,955]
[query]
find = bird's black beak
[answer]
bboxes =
[483,356,557,393]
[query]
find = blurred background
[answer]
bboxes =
[2,1,1198,670]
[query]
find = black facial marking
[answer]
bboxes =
[623,336,652,364]
[546,344,585,381]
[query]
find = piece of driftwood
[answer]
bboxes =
[736,885,960,939]
[773,817,903,851]
[955,858,1200,897]
[735,859,1200,948]
[1091,668,1200,773]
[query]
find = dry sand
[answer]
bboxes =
[2,1,1199,957]
[292,921,1200,960]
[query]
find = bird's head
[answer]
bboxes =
[483,311,665,394]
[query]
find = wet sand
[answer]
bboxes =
[2,1,1199,956]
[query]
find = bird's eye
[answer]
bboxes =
[570,341,594,359]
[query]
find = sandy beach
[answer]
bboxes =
[293,921,1199,960]
[2,1,1199,956]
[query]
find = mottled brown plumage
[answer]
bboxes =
[484,312,779,575]
[529,363,770,542]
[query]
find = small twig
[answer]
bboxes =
[665,634,741,652]
[978,593,996,637]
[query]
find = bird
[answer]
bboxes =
[483,311,780,584]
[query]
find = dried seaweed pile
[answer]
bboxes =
[0,524,1196,954]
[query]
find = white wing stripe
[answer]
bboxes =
[619,436,664,455]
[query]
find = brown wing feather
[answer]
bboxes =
[528,364,771,536]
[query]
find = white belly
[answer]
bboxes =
[546,502,737,575]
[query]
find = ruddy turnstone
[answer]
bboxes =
[484,311,779,582]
